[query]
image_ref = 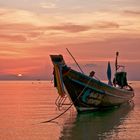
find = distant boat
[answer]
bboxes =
[50,52,134,112]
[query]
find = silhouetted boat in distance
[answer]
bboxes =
[50,52,134,112]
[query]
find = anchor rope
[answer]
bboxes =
[40,77,93,123]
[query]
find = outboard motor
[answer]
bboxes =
[113,52,129,88]
[114,72,128,88]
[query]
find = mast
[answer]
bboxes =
[115,52,119,72]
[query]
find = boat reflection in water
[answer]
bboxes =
[60,102,134,140]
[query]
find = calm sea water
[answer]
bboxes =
[0,81,140,140]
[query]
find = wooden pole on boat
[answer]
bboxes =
[66,48,84,74]
[115,52,119,72]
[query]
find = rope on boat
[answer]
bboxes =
[66,48,84,74]
[40,77,93,123]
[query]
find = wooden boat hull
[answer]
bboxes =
[50,54,134,112]
[62,68,134,112]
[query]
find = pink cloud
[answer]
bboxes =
[47,23,92,33]
[123,10,140,16]
[0,21,120,43]
[0,8,139,80]
[0,33,140,80]
[0,23,36,30]
[0,34,27,42]
[93,21,120,29]
[0,23,44,41]
[44,22,120,32]
[0,56,49,76]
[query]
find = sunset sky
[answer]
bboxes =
[0,0,140,80]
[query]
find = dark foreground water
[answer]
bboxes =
[0,81,140,140]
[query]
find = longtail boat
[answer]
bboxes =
[50,52,134,112]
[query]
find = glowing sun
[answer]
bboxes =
[17,74,22,77]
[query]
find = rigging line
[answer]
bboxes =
[66,48,84,74]
[40,77,93,124]
[66,48,100,81]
